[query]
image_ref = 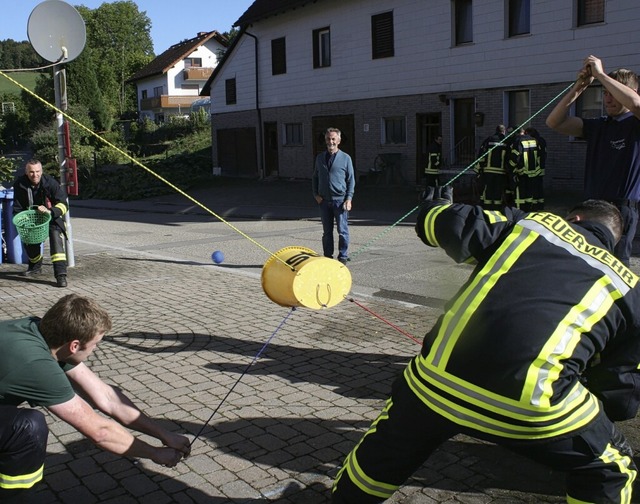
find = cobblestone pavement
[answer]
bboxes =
[1,180,640,503]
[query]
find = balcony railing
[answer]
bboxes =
[140,95,202,110]
[183,67,213,80]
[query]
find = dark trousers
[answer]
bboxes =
[26,224,67,277]
[0,406,48,501]
[614,204,638,266]
[332,374,637,503]
[480,173,508,210]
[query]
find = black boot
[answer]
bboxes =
[56,275,67,288]
[22,262,43,277]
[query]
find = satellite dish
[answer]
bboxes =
[27,0,86,63]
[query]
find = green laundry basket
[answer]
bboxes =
[12,209,51,245]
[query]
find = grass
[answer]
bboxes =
[0,71,40,95]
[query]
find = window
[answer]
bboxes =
[141,90,148,99]
[225,78,237,105]
[371,11,394,59]
[382,117,406,144]
[507,90,530,130]
[575,86,603,119]
[313,27,331,68]
[577,0,604,26]
[572,86,602,139]
[284,123,303,145]
[454,0,473,45]
[184,58,202,68]
[153,86,163,97]
[271,37,287,75]
[508,0,530,37]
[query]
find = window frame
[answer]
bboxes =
[577,0,604,27]
[371,11,394,59]
[313,27,331,68]
[271,37,287,75]
[184,57,203,68]
[284,123,304,146]
[382,117,406,145]
[508,0,530,37]
[506,89,530,131]
[225,78,237,105]
[454,0,473,46]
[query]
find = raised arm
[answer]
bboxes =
[545,61,590,137]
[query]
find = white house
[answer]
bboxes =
[129,31,228,122]
[202,0,640,195]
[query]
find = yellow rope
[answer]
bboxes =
[0,70,292,267]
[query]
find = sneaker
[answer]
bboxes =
[56,275,67,288]
[338,257,348,265]
[22,265,43,277]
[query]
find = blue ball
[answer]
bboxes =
[212,251,224,264]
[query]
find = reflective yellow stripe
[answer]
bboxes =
[334,398,398,499]
[520,214,637,289]
[482,210,507,224]
[598,442,636,504]
[51,253,66,262]
[55,202,68,216]
[405,361,599,439]
[567,496,595,504]
[423,204,451,247]
[0,464,44,489]
[431,226,535,366]
[523,277,621,408]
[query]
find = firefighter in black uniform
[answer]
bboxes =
[332,188,640,503]
[475,124,508,209]
[423,134,442,188]
[507,127,541,211]
[12,159,68,288]
[525,126,547,210]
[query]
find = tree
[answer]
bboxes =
[75,1,154,116]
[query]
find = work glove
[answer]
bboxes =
[421,185,453,203]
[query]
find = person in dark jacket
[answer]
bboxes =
[332,187,640,503]
[506,128,541,211]
[12,159,68,287]
[475,125,508,209]
[423,134,443,188]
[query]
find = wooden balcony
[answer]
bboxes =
[183,67,213,80]
[140,95,202,110]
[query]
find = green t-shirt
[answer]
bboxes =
[0,317,75,407]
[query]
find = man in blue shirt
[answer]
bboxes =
[546,55,640,265]
[312,128,356,264]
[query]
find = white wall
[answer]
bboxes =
[210,0,640,113]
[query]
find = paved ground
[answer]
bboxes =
[2,177,640,503]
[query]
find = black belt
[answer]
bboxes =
[611,199,639,209]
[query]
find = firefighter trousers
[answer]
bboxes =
[0,406,48,502]
[332,374,637,503]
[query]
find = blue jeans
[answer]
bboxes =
[319,199,350,260]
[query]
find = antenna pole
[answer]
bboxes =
[53,64,75,267]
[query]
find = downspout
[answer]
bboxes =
[244,30,265,179]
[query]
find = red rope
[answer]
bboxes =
[347,297,422,345]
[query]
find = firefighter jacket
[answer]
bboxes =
[424,142,442,176]
[12,173,68,230]
[507,134,541,180]
[475,134,507,175]
[413,201,640,440]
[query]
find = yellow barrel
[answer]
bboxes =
[261,246,352,309]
